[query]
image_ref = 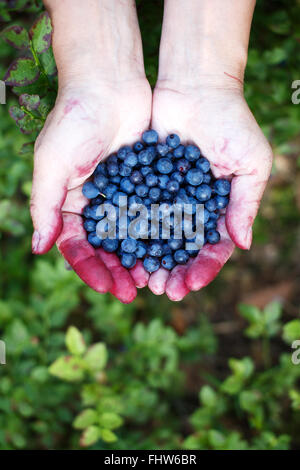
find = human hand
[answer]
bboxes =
[31,0,151,303]
[149,83,272,301]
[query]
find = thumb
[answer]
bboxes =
[30,145,68,254]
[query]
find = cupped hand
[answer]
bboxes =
[31,78,151,303]
[149,82,273,301]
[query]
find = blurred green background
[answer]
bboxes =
[0,0,300,450]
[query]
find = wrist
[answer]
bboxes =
[158,0,255,91]
[45,0,146,87]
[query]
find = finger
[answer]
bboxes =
[165,261,192,301]
[185,217,235,291]
[98,249,137,304]
[57,213,113,293]
[130,260,150,288]
[31,144,68,254]
[148,268,169,295]
[226,154,272,249]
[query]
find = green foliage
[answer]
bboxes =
[0,0,300,451]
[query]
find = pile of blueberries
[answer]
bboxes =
[82,130,231,273]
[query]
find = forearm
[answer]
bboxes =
[158,0,256,89]
[44,0,146,85]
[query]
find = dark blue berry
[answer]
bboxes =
[168,237,183,251]
[146,173,158,187]
[112,191,127,207]
[143,256,160,273]
[130,170,143,185]
[161,254,175,270]
[121,253,137,269]
[120,177,135,194]
[185,145,201,161]
[186,169,204,186]
[140,166,152,177]
[215,195,229,209]
[138,149,155,166]
[196,157,210,173]
[102,238,119,253]
[206,230,221,244]
[214,179,231,196]
[173,145,185,158]
[117,146,131,160]
[136,184,149,198]
[205,198,217,212]
[195,184,212,202]
[83,219,97,232]
[87,232,102,247]
[202,173,211,184]
[171,171,184,184]
[147,241,163,257]
[124,152,138,168]
[133,142,144,152]
[119,163,132,177]
[166,179,180,193]
[176,158,190,174]
[136,241,147,258]
[82,181,100,198]
[142,129,159,145]
[102,184,117,199]
[166,133,180,149]
[94,174,109,191]
[149,187,161,202]
[156,143,169,156]
[156,158,173,174]
[158,174,169,189]
[121,238,137,253]
[174,249,189,264]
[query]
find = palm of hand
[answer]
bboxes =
[147,85,273,300]
[31,80,152,303]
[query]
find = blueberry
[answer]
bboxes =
[205,219,217,231]
[121,253,137,269]
[171,171,184,184]
[161,190,172,201]
[140,166,152,177]
[166,179,180,193]
[149,187,161,202]
[136,183,149,198]
[119,163,132,177]
[87,232,102,247]
[107,161,119,177]
[136,241,147,258]
[173,145,185,158]
[147,241,163,257]
[102,238,119,253]
[124,152,138,168]
[133,142,144,152]
[162,243,172,255]
[143,197,151,206]
[206,230,221,244]
[138,149,155,166]
[88,205,105,220]
[90,195,105,205]
[161,254,175,270]
[130,170,143,185]
[94,174,109,191]
[156,158,173,174]
[176,158,190,174]
[102,184,117,199]
[174,249,190,264]
[209,210,220,221]
[146,173,158,187]
[196,157,210,173]
[205,198,217,212]
[120,177,135,194]
[168,237,183,251]
[83,218,97,232]
[142,129,159,145]
[83,205,93,218]
[94,162,107,176]
[156,143,169,156]
[158,174,169,189]
[186,169,204,186]
[214,179,231,196]
[82,181,100,198]
[113,191,127,207]
[202,173,212,184]
[215,195,229,209]
[184,145,201,161]
[117,146,131,160]
[186,185,197,197]
[143,256,160,273]
[128,195,143,211]
[121,238,137,253]
[166,133,180,149]
[195,184,212,202]
[110,175,121,185]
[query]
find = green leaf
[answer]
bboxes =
[19,93,40,111]
[29,11,52,54]
[4,58,40,87]
[208,430,225,448]
[283,320,300,343]
[1,25,29,50]
[264,301,282,324]
[49,355,84,382]
[84,343,108,372]
[99,429,118,444]
[99,412,123,430]
[73,409,98,430]
[80,425,100,447]
[65,326,86,356]
[239,303,262,324]
[200,385,217,408]
[39,47,57,76]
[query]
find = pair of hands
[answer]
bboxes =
[30,74,272,303]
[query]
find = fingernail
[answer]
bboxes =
[245,226,253,249]
[32,230,40,253]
